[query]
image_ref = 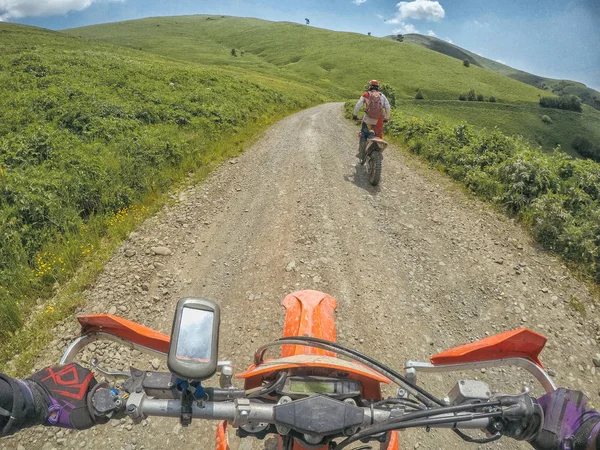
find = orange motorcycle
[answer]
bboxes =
[356,119,388,186]
[61,290,554,449]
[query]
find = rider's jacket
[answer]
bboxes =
[353,91,391,125]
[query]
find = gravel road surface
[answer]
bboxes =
[2,103,599,450]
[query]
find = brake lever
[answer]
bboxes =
[90,358,130,379]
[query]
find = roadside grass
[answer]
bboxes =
[0,108,307,377]
[0,22,326,360]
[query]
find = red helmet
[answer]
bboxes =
[369,79,380,87]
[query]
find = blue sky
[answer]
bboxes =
[2,0,599,90]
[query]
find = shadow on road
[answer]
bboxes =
[344,162,381,195]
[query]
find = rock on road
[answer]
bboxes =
[3,103,599,450]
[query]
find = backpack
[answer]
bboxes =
[365,91,384,119]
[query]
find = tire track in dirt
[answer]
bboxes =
[3,103,598,450]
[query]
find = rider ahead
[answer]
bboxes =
[1,363,600,449]
[352,79,391,160]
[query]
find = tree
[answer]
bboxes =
[305,18,310,25]
[231,48,237,57]
[367,32,371,36]
[395,34,404,42]
[463,59,470,67]
[477,93,484,101]
[467,89,476,101]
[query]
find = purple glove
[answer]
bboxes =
[531,388,600,450]
[28,363,101,430]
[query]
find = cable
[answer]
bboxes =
[246,372,287,398]
[452,428,501,444]
[254,337,444,407]
[335,411,502,449]
[372,398,426,410]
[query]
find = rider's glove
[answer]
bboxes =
[28,363,104,430]
[530,388,600,450]
[352,115,358,121]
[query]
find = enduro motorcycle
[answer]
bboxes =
[356,120,388,186]
[61,290,554,449]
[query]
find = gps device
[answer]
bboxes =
[167,298,220,380]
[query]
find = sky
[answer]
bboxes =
[1,0,599,90]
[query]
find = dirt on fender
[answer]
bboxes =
[2,103,599,450]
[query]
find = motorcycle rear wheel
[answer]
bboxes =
[367,150,382,186]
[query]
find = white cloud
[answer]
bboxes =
[353,0,367,4]
[444,37,453,43]
[0,0,121,20]
[426,29,436,36]
[496,59,506,64]
[397,0,445,22]
[393,22,419,34]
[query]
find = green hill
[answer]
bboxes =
[397,33,600,111]
[64,15,600,156]
[0,21,322,343]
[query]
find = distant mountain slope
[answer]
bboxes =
[394,34,600,111]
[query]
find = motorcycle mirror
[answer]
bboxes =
[167,298,220,381]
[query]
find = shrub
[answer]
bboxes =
[540,95,582,113]
[458,94,467,101]
[541,114,553,124]
[467,89,476,101]
[380,83,397,107]
[477,94,484,101]
[415,89,424,100]
[572,135,600,161]
[231,48,237,57]
[488,96,497,102]
[463,59,470,67]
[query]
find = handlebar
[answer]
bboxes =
[92,379,541,447]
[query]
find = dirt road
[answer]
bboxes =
[3,103,599,450]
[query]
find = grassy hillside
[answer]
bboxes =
[64,16,600,155]
[399,33,600,111]
[66,16,546,102]
[0,21,324,345]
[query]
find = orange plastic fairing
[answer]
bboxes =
[77,315,170,354]
[281,290,337,358]
[430,328,547,368]
[215,420,229,450]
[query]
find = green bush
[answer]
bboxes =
[463,59,470,67]
[415,89,424,100]
[458,94,467,101]
[467,89,477,101]
[488,96,497,102]
[572,135,600,162]
[541,114,553,124]
[385,112,600,282]
[540,95,583,113]
[380,83,397,107]
[477,94,484,101]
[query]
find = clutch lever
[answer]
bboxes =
[90,358,130,380]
